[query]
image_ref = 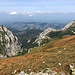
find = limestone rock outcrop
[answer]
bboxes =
[62,20,75,31]
[0,25,22,58]
[35,28,56,46]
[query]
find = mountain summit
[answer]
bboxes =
[0,26,22,58]
[62,20,75,30]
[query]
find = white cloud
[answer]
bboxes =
[9,11,48,16]
[9,12,19,15]
[37,11,46,14]
[9,12,34,16]
[26,12,34,16]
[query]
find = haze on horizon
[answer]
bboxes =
[0,0,75,23]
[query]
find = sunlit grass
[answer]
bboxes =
[0,36,75,74]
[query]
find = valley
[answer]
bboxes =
[3,22,66,30]
[3,22,67,49]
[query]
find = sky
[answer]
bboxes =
[0,0,75,13]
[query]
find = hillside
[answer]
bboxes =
[15,29,42,49]
[0,35,75,75]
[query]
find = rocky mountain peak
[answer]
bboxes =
[35,28,56,46]
[62,20,75,31]
[0,25,22,58]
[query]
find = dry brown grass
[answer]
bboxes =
[0,35,75,75]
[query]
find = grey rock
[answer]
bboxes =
[62,20,75,31]
[0,25,22,58]
[18,71,28,75]
[15,68,67,75]
[35,28,56,46]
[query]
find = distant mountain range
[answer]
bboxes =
[0,12,75,23]
[3,22,66,30]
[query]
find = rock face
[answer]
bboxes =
[35,28,56,46]
[0,26,22,58]
[62,20,75,31]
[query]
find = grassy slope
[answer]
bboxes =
[0,36,75,75]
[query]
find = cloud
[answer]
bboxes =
[9,12,34,16]
[9,12,19,15]
[9,11,48,16]
[37,11,47,14]
[26,12,34,16]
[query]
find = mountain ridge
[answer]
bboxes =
[35,28,56,46]
[62,20,75,30]
[35,20,75,46]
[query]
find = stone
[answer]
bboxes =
[35,28,56,46]
[0,25,22,58]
